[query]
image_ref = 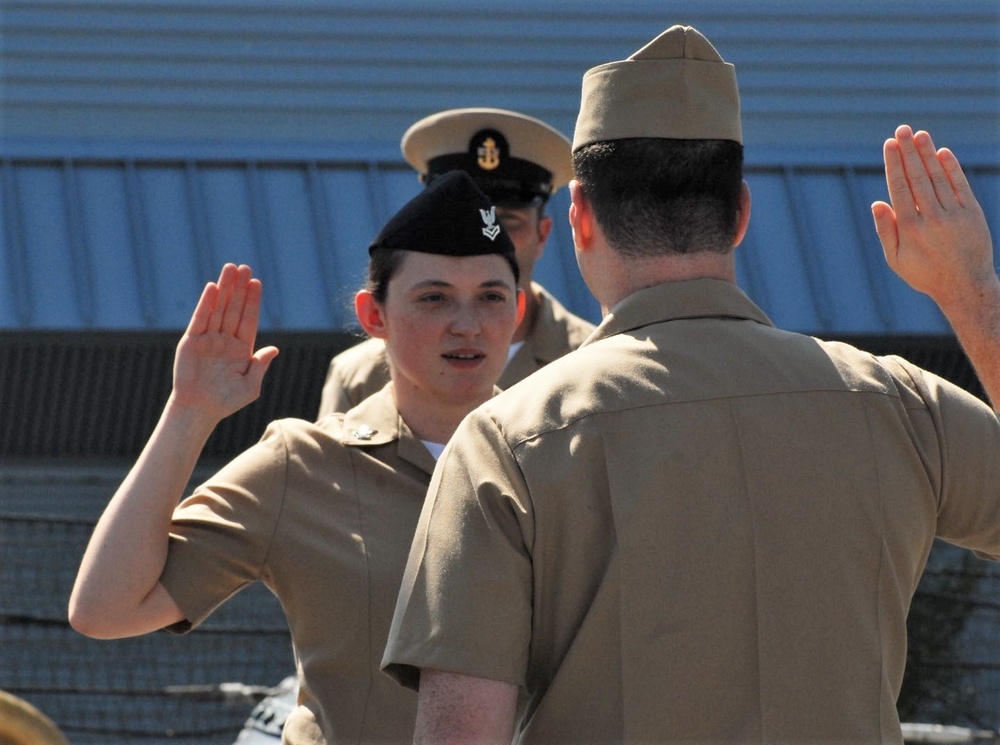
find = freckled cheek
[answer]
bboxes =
[397,316,450,344]
[480,308,519,340]
[390,324,444,371]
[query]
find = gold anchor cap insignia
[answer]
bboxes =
[476,136,501,171]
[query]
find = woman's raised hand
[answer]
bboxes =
[170,263,280,422]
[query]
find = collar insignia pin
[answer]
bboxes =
[352,425,377,441]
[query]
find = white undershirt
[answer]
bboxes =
[507,340,525,363]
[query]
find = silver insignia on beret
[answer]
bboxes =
[480,206,500,241]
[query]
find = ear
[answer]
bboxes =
[515,288,527,328]
[568,181,595,251]
[732,181,752,248]
[536,213,553,248]
[355,290,389,340]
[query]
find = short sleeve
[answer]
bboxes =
[900,360,1000,559]
[159,422,290,630]
[382,410,534,689]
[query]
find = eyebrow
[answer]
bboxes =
[496,211,528,222]
[409,278,513,290]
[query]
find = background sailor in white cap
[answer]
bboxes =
[380,25,1000,744]
[317,108,595,417]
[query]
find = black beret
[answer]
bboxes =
[369,170,519,284]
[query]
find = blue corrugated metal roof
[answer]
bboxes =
[1,147,996,334]
[0,0,997,334]
[735,162,1000,334]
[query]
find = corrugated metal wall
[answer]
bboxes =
[1,151,997,333]
[2,0,997,151]
[0,0,998,335]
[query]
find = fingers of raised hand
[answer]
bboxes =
[220,265,255,336]
[207,263,245,334]
[194,264,258,336]
[186,281,219,337]
[246,345,280,389]
[196,263,235,335]
[235,278,264,345]
[184,264,264,346]
[870,201,899,262]
[911,129,961,212]
[883,133,916,221]
[891,126,964,220]
[936,147,976,211]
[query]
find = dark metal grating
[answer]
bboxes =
[0,330,988,460]
[0,330,358,459]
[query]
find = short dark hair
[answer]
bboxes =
[366,247,408,304]
[572,138,744,257]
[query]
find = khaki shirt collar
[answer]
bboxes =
[340,383,436,474]
[523,282,587,364]
[582,278,774,347]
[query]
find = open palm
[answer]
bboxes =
[171,263,279,422]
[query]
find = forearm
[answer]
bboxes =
[938,277,1000,412]
[413,669,518,745]
[69,398,220,637]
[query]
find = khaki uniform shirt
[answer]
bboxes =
[383,279,1000,744]
[317,282,595,416]
[160,387,434,744]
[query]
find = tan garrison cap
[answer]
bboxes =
[401,108,573,204]
[573,25,742,150]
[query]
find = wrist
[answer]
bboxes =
[935,276,1000,352]
[162,395,225,438]
[938,273,1000,319]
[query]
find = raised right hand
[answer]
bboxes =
[871,124,995,312]
[170,263,279,422]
